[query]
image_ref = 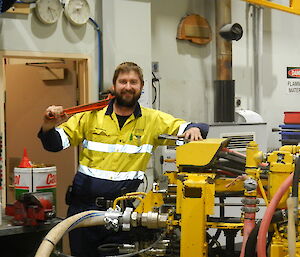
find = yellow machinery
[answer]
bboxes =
[35,138,300,257]
[108,138,300,257]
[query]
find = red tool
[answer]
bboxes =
[5,192,55,226]
[63,94,114,115]
[48,94,115,118]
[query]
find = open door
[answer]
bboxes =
[5,58,82,218]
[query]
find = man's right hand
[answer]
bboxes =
[42,105,68,132]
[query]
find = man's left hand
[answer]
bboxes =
[178,127,203,141]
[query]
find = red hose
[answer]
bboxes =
[257,172,294,257]
[240,203,256,257]
[222,148,246,158]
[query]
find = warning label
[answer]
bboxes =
[287,67,300,94]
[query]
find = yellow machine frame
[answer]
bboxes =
[124,138,300,257]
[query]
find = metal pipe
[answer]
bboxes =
[215,0,232,80]
[253,5,264,114]
[214,0,235,122]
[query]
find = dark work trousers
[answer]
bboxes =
[67,199,136,257]
[67,173,142,257]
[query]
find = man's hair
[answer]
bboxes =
[113,62,144,86]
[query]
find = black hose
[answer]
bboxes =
[217,151,246,165]
[244,209,288,257]
[244,221,261,257]
[214,164,245,175]
[292,156,300,198]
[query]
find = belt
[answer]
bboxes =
[71,195,114,209]
[95,197,114,209]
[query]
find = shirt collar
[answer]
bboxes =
[105,98,142,118]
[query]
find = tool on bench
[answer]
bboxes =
[48,94,114,118]
[5,192,55,226]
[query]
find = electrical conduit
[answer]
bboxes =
[35,210,106,257]
[89,17,103,97]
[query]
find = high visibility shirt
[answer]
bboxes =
[57,102,189,182]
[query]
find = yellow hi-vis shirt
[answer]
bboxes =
[57,105,189,181]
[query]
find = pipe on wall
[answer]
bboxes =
[214,0,235,122]
[215,0,232,80]
[253,5,264,114]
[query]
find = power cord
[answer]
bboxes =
[152,72,160,109]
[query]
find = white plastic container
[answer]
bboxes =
[14,166,56,205]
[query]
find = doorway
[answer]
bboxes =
[1,51,90,218]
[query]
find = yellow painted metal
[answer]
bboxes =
[113,195,144,210]
[243,0,300,16]
[165,171,178,184]
[267,151,294,208]
[279,145,300,154]
[130,139,300,256]
[270,238,300,257]
[245,141,263,170]
[176,173,215,215]
[207,222,244,230]
[180,174,214,257]
[134,190,164,213]
[176,138,228,168]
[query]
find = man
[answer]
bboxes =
[38,62,209,257]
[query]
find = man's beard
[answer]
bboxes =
[115,91,141,107]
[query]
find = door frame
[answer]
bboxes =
[0,51,92,206]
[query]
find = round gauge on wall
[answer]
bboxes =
[64,0,91,26]
[35,0,62,25]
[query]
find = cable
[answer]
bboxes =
[107,231,166,257]
[152,81,157,104]
[144,173,148,192]
[152,72,160,110]
[292,156,300,198]
[88,17,103,99]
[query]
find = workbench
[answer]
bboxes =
[0,214,62,257]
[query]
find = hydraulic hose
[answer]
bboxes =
[257,172,294,257]
[35,210,106,257]
[287,156,300,257]
[287,197,296,257]
[245,209,288,257]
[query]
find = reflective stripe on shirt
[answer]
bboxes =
[82,139,153,154]
[78,164,144,181]
[55,127,70,149]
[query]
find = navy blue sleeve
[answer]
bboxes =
[184,123,209,139]
[37,128,63,152]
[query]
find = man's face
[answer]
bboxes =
[113,71,143,107]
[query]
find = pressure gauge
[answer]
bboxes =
[64,0,90,26]
[35,0,62,25]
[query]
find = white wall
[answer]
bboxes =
[0,0,101,101]
[1,0,300,150]
[151,0,300,150]
[151,0,215,123]
[102,0,152,107]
